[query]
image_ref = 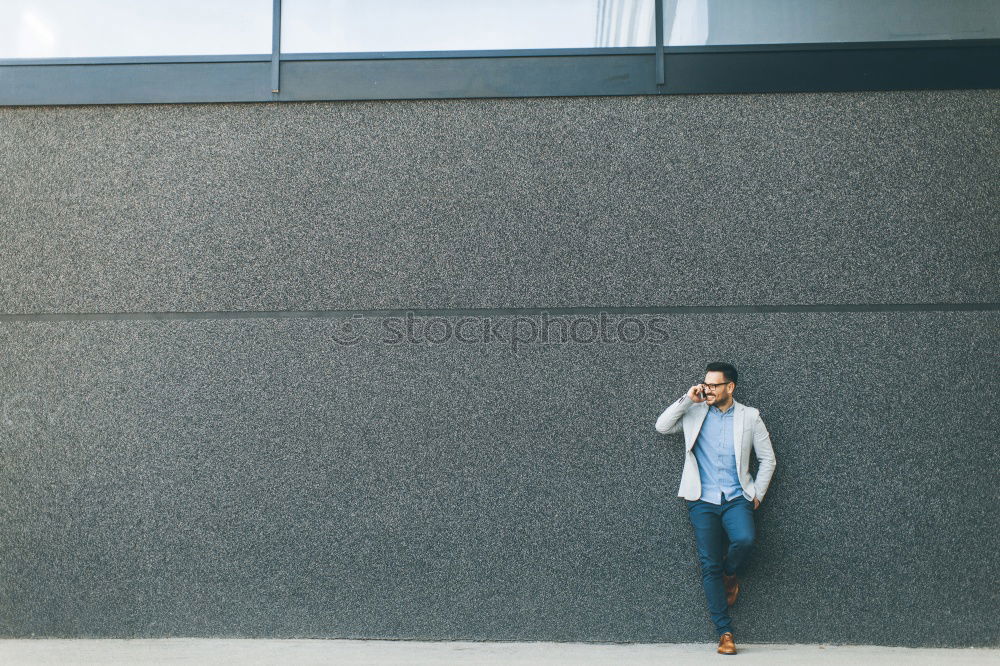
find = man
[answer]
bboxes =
[654,362,776,655]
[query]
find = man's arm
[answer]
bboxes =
[751,412,777,501]
[654,394,693,435]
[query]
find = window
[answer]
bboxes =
[0,0,272,58]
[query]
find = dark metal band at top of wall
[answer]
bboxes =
[0,40,997,106]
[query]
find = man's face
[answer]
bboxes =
[701,371,734,406]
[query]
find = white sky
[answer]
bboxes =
[0,0,655,58]
[281,0,656,53]
[0,0,995,59]
[0,1,272,58]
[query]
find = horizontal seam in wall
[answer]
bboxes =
[0,303,997,323]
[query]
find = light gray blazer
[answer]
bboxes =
[655,395,777,502]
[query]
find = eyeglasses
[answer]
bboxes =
[701,382,731,389]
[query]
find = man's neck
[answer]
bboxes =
[712,398,734,412]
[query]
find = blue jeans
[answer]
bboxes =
[686,495,756,637]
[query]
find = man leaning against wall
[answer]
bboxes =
[655,362,777,655]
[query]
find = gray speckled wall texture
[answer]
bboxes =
[0,90,997,645]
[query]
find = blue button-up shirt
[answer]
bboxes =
[693,404,744,504]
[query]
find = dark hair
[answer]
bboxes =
[705,362,738,385]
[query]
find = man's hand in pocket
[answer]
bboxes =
[753,498,761,510]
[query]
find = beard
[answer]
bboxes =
[707,392,731,407]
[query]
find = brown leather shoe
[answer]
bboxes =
[723,573,740,606]
[717,631,737,655]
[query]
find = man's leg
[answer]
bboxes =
[721,497,756,576]
[686,500,732,637]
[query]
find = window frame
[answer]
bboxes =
[0,0,996,107]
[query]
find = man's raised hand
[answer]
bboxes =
[687,384,707,403]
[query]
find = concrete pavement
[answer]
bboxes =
[0,640,997,665]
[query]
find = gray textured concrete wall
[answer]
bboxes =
[0,90,997,645]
